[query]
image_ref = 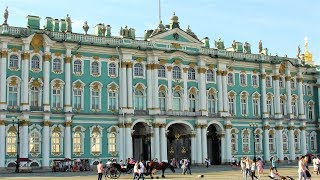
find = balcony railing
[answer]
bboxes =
[30,106,43,111]
[160,111,201,116]
[134,110,147,115]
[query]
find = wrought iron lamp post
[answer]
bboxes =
[12,116,20,173]
[249,123,258,162]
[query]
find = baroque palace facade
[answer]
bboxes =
[0,12,319,168]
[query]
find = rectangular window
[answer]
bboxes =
[52,89,61,108]
[73,89,82,109]
[253,99,259,116]
[8,86,18,106]
[108,92,116,111]
[241,98,247,115]
[91,91,99,110]
[229,97,235,115]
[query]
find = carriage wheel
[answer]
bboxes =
[109,167,121,179]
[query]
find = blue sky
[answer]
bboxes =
[0,0,319,64]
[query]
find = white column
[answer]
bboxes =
[201,125,208,161]
[273,74,281,118]
[225,126,232,163]
[261,69,268,118]
[167,67,173,110]
[21,49,30,111]
[152,64,159,111]
[183,67,188,111]
[297,76,305,119]
[64,120,71,159]
[285,75,292,117]
[20,122,29,158]
[118,126,124,161]
[198,68,207,114]
[42,120,50,167]
[263,125,270,162]
[220,134,226,164]
[222,71,229,113]
[288,125,295,161]
[121,63,127,109]
[191,133,196,164]
[0,120,5,167]
[127,63,133,109]
[0,49,7,109]
[300,125,307,155]
[147,64,153,110]
[125,123,133,158]
[196,125,202,164]
[275,126,284,160]
[217,70,223,113]
[160,125,167,161]
[317,78,320,123]
[153,125,160,160]
[43,47,51,111]
[64,55,71,112]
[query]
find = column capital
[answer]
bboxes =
[287,126,295,130]
[197,67,206,74]
[0,120,6,125]
[296,77,303,83]
[216,70,223,76]
[64,56,72,63]
[43,120,51,126]
[285,76,291,81]
[22,52,30,60]
[261,74,266,79]
[221,71,228,76]
[183,67,188,73]
[224,124,233,129]
[0,50,8,58]
[146,64,153,70]
[275,125,284,130]
[20,119,30,126]
[127,62,133,68]
[153,123,162,128]
[263,125,270,130]
[43,54,52,62]
[166,66,172,71]
[125,122,132,128]
[64,121,72,127]
[299,126,306,131]
[272,75,280,80]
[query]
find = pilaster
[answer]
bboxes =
[0,37,11,109]
[20,115,29,159]
[183,67,188,111]
[20,38,31,111]
[127,62,133,112]
[42,114,51,167]
[63,43,76,112]
[195,124,203,164]
[159,123,167,161]
[273,65,282,119]
[224,120,232,162]
[167,66,173,110]
[299,121,307,155]
[0,117,6,167]
[64,114,72,159]
[261,67,268,118]
[217,70,223,114]
[275,122,284,160]
[263,120,270,161]
[297,69,306,119]
[287,122,295,161]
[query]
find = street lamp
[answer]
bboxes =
[249,123,258,162]
[12,116,20,173]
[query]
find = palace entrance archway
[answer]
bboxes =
[207,124,221,165]
[167,123,192,161]
[132,122,151,161]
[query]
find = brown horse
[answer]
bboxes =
[146,161,175,179]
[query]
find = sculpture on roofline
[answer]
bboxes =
[232,40,236,50]
[258,40,263,53]
[82,21,89,35]
[214,38,225,50]
[297,45,301,59]
[243,41,251,54]
[3,6,8,25]
[65,14,72,32]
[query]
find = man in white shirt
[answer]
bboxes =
[139,160,146,180]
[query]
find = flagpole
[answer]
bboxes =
[158,0,161,22]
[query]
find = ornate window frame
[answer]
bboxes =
[280,95,287,116]
[306,84,313,96]
[282,131,289,153]
[108,62,118,78]
[90,125,103,156]
[72,80,85,111]
[7,76,21,108]
[73,59,83,76]
[28,124,42,157]
[29,78,43,109]
[173,86,183,111]
[6,124,17,157]
[241,129,250,153]
[107,126,119,156]
[107,82,119,112]
[294,130,301,152]
[133,83,146,110]
[187,67,196,80]
[158,65,166,78]
[8,53,21,71]
[266,75,272,88]
[291,95,298,117]
[240,91,248,116]
[133,62,144,77]
[228,91,237,116]
[279,76,284,88]
[227,72,234,86]
[158,86,167,111]
[307,101,314,121]
[206,69,216,83]
[30,53,42,72]
[172,66,182,79]
[252,92,260,117]
[90,60,101,77]
[188,87,198,112]
[268,130,276,153]
[52,58,63,74]
[72,125,86,156]
[50,124,64,156]
[239,72,247,87]
[290,78,296,89]
[207,88,217,114]
[266,93,274,116]
[231,128,239,154]
[90,81,102,112]
[254,129,263,153]
[50,79,65,111]
[310,131,317,152]
[251,74,259,87]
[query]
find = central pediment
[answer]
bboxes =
[148,28,203,45]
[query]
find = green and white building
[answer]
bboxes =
[0,12,319,168]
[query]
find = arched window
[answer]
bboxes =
[108,133,116,153]
[231,129,238,153]
[283,134,288,152]
[240,74,247,86]
[134,63,143,76]
[73,131,82,154]
[267,94,273,115]
[255,133,262,152]
[269,133,275,152]
[208,93,216,114]
[8,86,18,106]
[159,91,166,111]
[206,70,214,82]
[227,73,234,85]
[189,93,196,112]
[308,102,314,120]
[252,93,260,116]
[252,75,258,86]
[158,65,166,78]
[294,131,300,151]
[188,68,195,80]
[172,66,181,79]
[52,88,61,108]
[228,93,236,115]
[31,55,40,69]
[108,91,117,111]
[73,60,82,73]
[91,91,99,110]
[30,86,40,108]
[29,131,40,154]
[53,58,62,72]
[310,132,317,151]
[9,55,19,69]
[134,90,144,110]
[173,91,181,111]
[240,93,248,116]
[91,131,101,153]
[91,61,99,75]
[51,132,61,154]
[109,63,116,76]
[7,129,17,154]
[242,130,250,153]
[73,89,82,109]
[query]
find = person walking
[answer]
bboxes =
[250,159,258,180]
[205,158,210,168]
[97,161,103,180]
[271,156,278,172]
[186,159,192,175]
[181,159,186,174]
[256,158,263,178]
[132,162,139,180]
[138,160,145,180]
[298,155,307,180]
